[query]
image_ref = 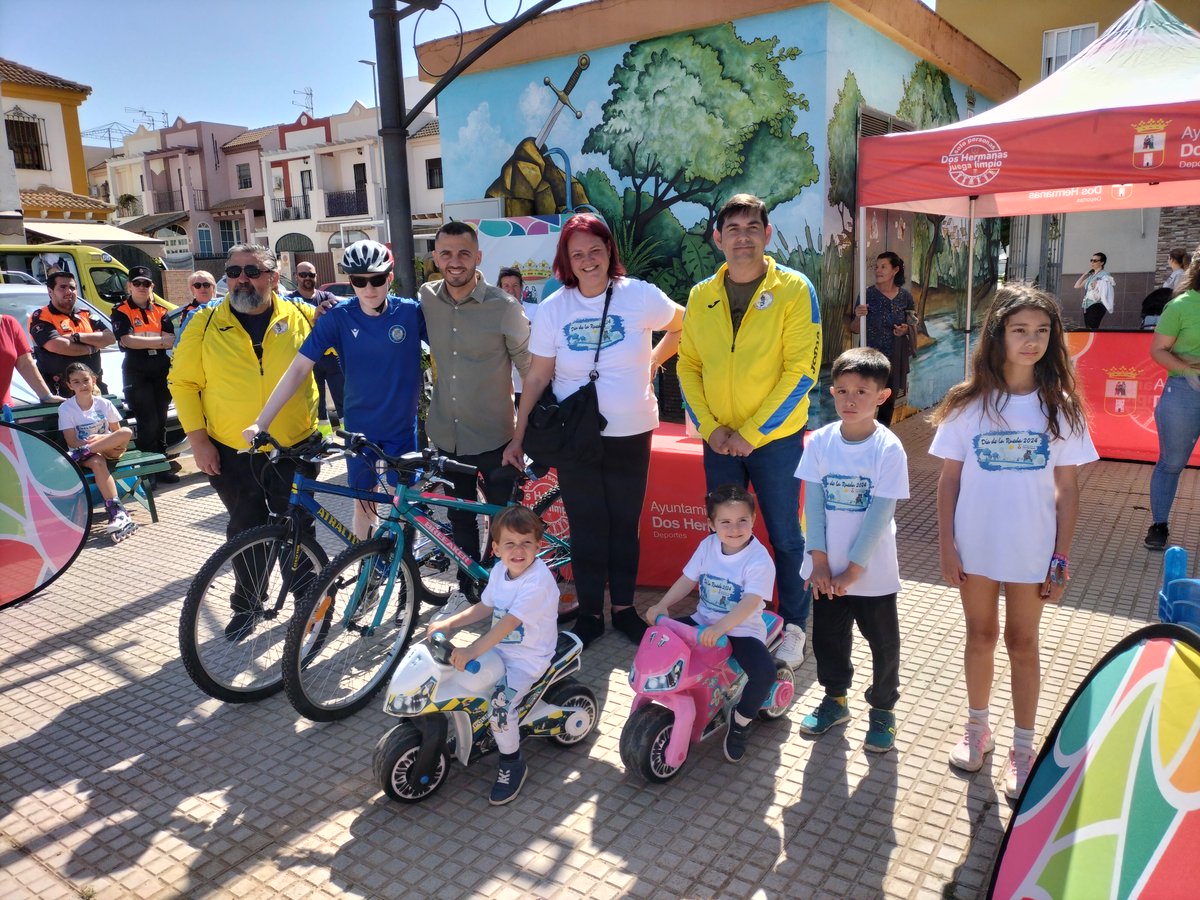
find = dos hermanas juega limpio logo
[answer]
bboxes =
[943,134,1007,189]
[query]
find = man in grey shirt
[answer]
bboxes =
[419,221,532,599]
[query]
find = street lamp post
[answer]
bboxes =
[358,58,390,245]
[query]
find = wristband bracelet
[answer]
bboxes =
[1049,553,1069,586]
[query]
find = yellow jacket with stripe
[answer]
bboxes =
[168,294,318,449]
[677,257,822,449]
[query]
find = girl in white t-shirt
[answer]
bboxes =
[57,362,137,536]
[644,485,777,764]
[929,285,1097,801]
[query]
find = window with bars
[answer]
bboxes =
[5,106,49,170]
[1042,24,1097,79]
[236,163,252,190]
[426,157,443,190]
[197,223,213,256]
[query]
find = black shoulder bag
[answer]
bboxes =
[522,283,613,468]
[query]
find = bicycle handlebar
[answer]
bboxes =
[332,429,480,480]
[247,430,337,465]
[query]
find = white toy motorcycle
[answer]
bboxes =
[373,630,599,802]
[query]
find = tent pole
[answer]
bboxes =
[857,206,867,348]
[964,196,977,375]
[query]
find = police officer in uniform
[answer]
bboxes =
[110,266,179,483]
[28,271,114,397]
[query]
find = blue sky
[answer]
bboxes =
[0,0,594,141]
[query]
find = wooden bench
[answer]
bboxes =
[10,399,171,523]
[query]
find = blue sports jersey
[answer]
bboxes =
[300,296,426,446]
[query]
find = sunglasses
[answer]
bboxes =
[297,271,317,278]
[192,282,215,289]
[225,264,273,280]
[131,279,154,287]
[1091,258,1102,262]
[350,274,388,288]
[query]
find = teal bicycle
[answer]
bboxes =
[279,431,574,722]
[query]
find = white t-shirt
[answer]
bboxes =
[481,557,560,689]
[58,395,120,444]
[929,392,1098,583]
[529,277,676,436]
[682,534,775,641]
[797,423,909,597]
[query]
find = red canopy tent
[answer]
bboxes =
[854,0,1200,351]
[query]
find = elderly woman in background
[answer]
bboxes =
[853,251,916,425]
[504,214,684,648]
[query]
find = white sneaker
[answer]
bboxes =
[1005,746,1037,800]
[776,624,806,667]
[948,723,995,773]
[430,589,473,624]
[105,510,132,533]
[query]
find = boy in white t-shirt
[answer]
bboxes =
[426,505,559,805]
[57,361,137,537]
[796,348,909,753]
[644,484,778,764]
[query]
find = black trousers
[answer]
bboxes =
[447,444,520,580]
[680,616,777,719]
[876,393,897,427]
[1084,304,1107,329]
[555,430,653,618]
[312,353,345,421]
[124,366,171,454]
[208,438,318,611]
[811,591,901,710]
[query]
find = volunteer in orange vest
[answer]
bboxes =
[110,266,179,483]
[28,271,115,398]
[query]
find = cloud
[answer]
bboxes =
[446,102,514,197]
[519,82,554,132]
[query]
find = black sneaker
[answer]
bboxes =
[724,718,752,763]
[1145,522,1169,551]
[611,606,647,645]
[570,615,604,648]
[225,610,257,642]
[489,755,528,805]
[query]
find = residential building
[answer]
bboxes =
[107,119,278,270]
[939,0,1200,325]
[0,57,113,238]
[261,98,442,273]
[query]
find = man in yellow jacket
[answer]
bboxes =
[677,194,822,668]
[169,243,320,639]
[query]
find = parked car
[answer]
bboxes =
[0,244,173,316]
[321,282,355,298]
[1,270,41,285]
[0,284,188,454]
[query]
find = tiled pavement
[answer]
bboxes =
[1,415,1193,899]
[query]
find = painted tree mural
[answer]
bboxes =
[897,61,959,334]
[582,24,819,257]
[822,71,866,362]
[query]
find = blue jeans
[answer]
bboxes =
[1151,376,1200,523]
[703,429,810,631]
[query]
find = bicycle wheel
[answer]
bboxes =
[179,523,327,703]
[409,480,489,605]
[283,535,419,721]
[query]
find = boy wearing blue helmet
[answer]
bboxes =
[245,239,426,537]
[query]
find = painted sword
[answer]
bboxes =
[534,53,590,150]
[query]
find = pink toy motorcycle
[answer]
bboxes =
[619,612,797,782]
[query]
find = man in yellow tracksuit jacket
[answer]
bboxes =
[677,194,822,667]
[169,243,320,639]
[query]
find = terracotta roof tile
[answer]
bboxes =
[20,187,112,212]
[0,58,91,95]
[411,118,439,139]
[221,125,277,149]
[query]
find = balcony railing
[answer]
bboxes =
[190,189,209,211]
[154,189,183,212]
[325,189,369,218]
[273,196,311,222]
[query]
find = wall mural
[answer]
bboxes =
[440,8,999,418]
